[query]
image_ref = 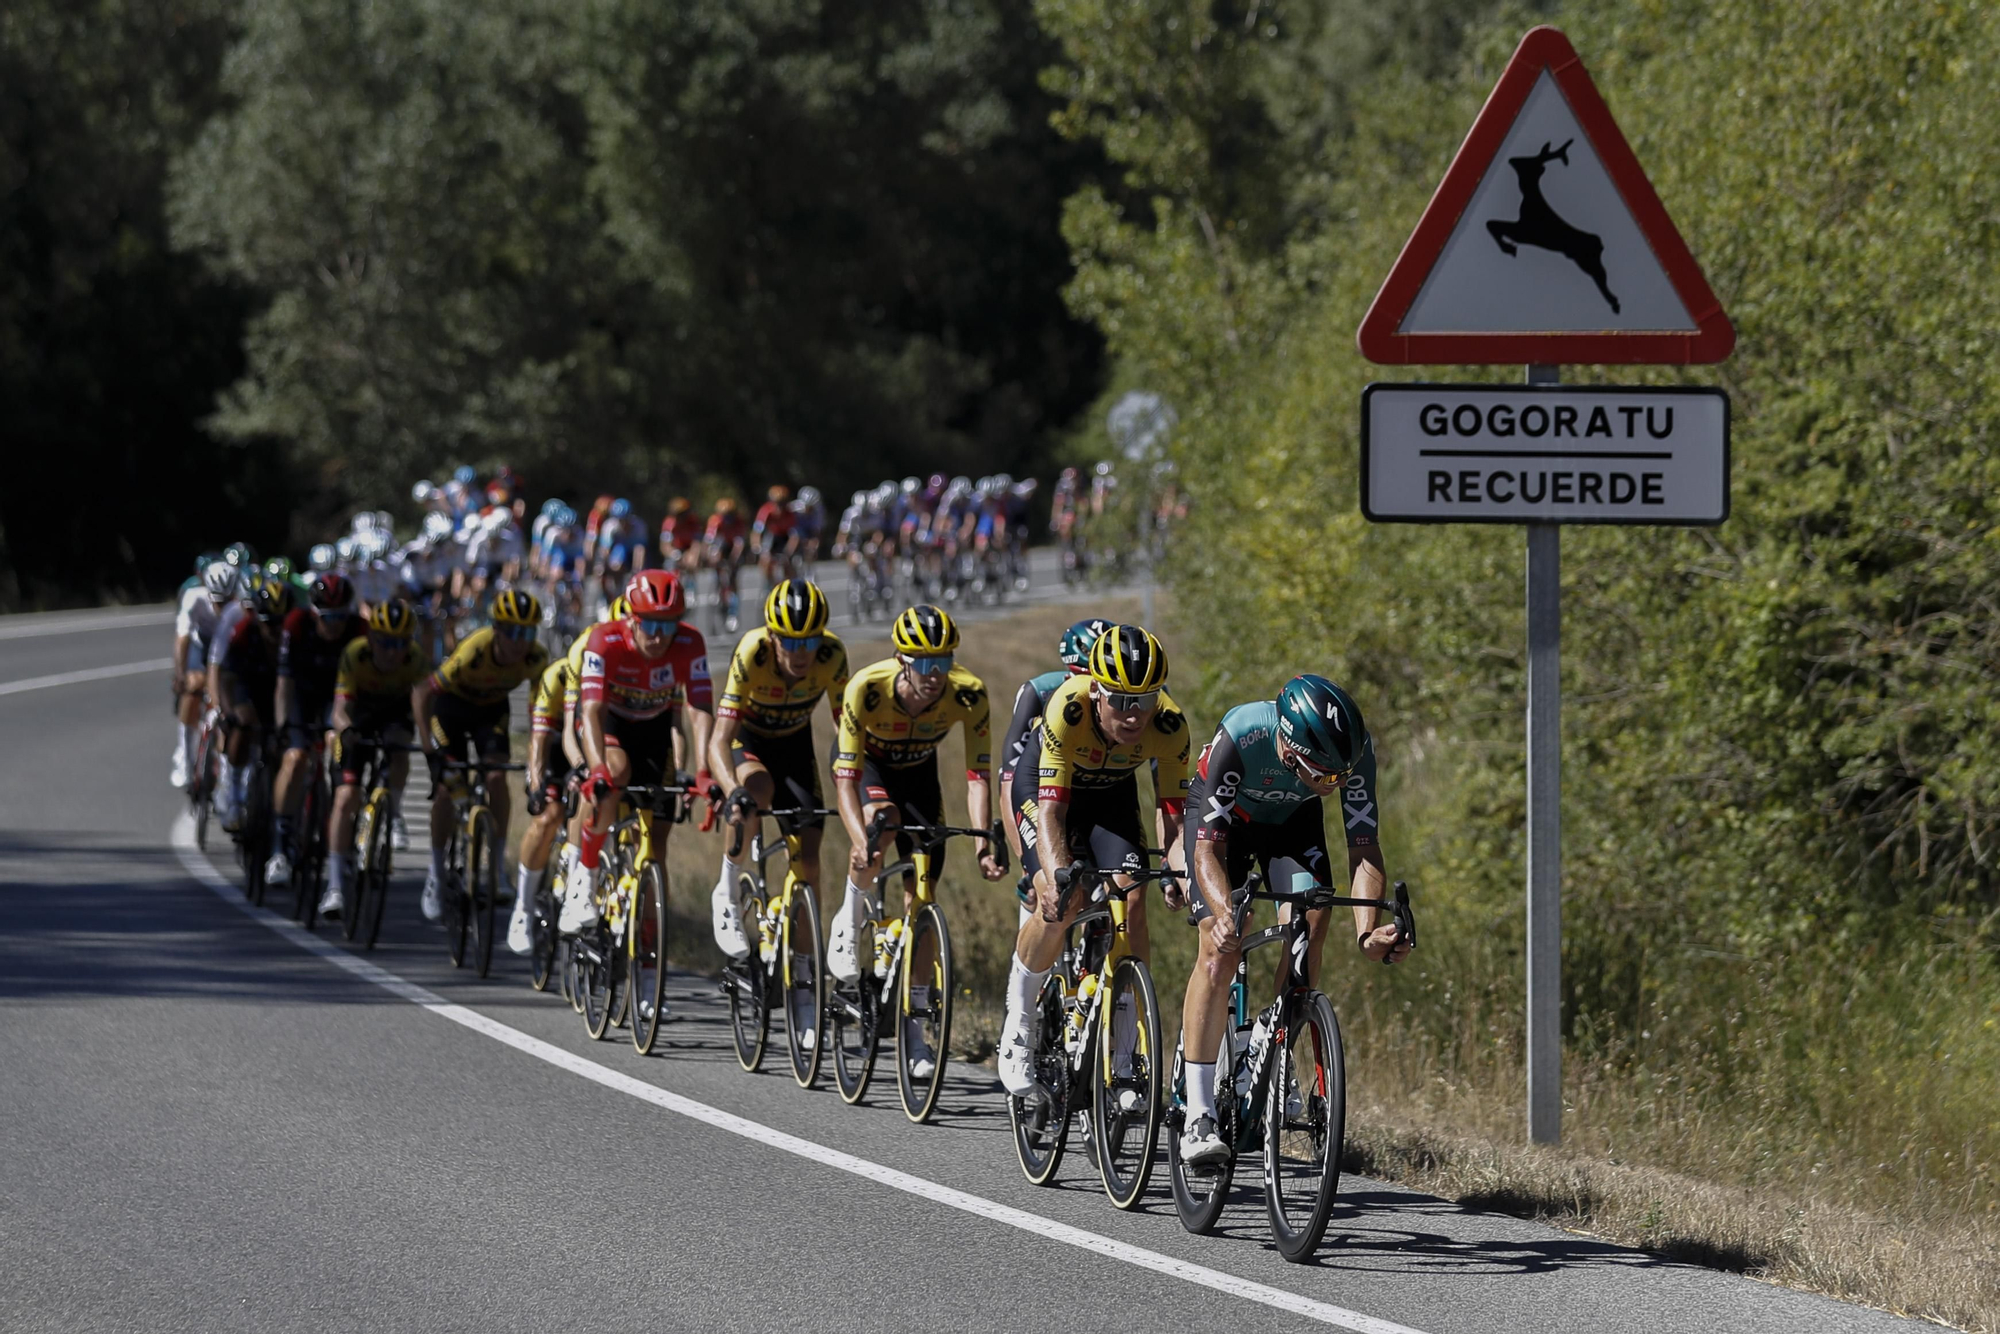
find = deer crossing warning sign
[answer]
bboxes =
[1357,26,1733,366]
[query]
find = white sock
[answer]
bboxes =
[515,863,537,904]
[718,855,740,893]
[1186,1061,1218,1119]
[1018,902,1033,929]
[1005,951,1049,1023]
[429,846,445,881]
[218,758,237,801]
[328,855,349,893]
[172,723,189,764]
[840,877,864,929]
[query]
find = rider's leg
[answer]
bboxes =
[561,745,630,930]
[830,795,898,980]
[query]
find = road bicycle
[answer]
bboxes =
[1164,872,1416,1262]
[526,773,583,995]
[572,780,693,1052]
[828,808,1007,1123]
[342,738,416,949]
[231,726,276,907]
[286,736,331,928]
[1007,858,1175,1210]
[718,791,834,1087]
[188,708,222,852]
[436,759,525,979]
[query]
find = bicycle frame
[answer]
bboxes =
[864,808,1005,1008]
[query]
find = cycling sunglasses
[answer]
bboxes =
[636,616,681,637]
[1101,688,1160,713]
[775,634,822,654]
[496,623,538,641]
[1279,740,1352,785]
[368,633,410,652]
[900,653,954,677]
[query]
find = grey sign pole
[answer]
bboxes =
[1524,362,1562,1144]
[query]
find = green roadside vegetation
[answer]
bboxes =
[1027,0,2000,1326]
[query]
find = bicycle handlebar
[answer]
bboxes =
[1220,871,1417,963]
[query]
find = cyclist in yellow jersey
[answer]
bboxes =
[828,605,1005,987]
[321,599,430,919]
[706,579,850,962]
[412,590,549,923]
[506,650,583,954]
[997,624,1191,1098]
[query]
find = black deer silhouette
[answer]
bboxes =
[1486,139,1620,314]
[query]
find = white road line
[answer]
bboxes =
[0,658,173,697]
[170,814,1426,1334]
[0,608,175,640]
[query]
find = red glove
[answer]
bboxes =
[588,764,615,800]
[697,768,720,833]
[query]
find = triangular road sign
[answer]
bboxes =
[1357,26,1733,365]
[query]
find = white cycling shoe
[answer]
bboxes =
[711,881,750,961]
[420,874,444,923]
[170,753,188,791]
[392,816,410,851]
[506,899,533,955]
[1179,1114,1229,1167]
[317,885,344,921]
[827,907,862,981]
[996,1008,1039,1097]
[904,1022,936,1082]
[557,861,598,933]
[791,995,817,1053]
[264,850,292,885]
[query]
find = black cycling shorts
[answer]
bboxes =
[281,692,335,753]
[335,713,413,788]
[732,725,825,828]
[1182,797,1332,923]
[859,754,946,881]
[1011,763,1146,883]
[604,709,680,789]
[429,693,510,765]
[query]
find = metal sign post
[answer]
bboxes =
[1524,364,1561,1144]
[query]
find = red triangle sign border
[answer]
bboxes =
[1356,25,1734,366]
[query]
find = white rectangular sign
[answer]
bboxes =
[1361,384,1729,525]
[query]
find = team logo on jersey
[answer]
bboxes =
[582,651,605,677]
[817,642,839,664]
[1154,707,1184,735]
[864,682,883,713]
[954,685,984,709]
[649,664,677,688]
[752,641,770,667]
[1062,698,1085,727]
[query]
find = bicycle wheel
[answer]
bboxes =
[780,880,824,1089]
[446,820,471,968]
[342,801,371,942]
[1008,972,1075,1185]
[1167,1034,1236,1234]
[192,731,214,851]
[727,872,770,1071]
[629,862,668,1055]
[1263,991,1346,1263]
[243,771,270,906]
[562,938,584,1012]
[360,793,393,949]
[291,777,318,924]
[467,807,498,979]
[830,947,880,1105]
[1092,956,1163,1209]
[529,863,559,992]
[581,926,616,1040]
[896,903,953,1124]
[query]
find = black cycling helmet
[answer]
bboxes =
[253,577,294,624]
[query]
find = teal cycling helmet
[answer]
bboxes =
[1058,618,1109,673]
[193,552,219,575]
[1274,674,1368,777]
[223,541,258,569]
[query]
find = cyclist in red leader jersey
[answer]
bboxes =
[559,569,717,934]
[753,485,798,581]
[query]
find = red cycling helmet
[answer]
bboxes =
[310,571,357,613]
[625,569,687,620]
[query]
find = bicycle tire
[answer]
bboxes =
[1008,974,1075,1185]
[342,801,371,943]
[563,938,583,1012]
[1167,1033,1236,1234]
[830,972,879,1106]
[896,902,953,1124]
[243,768,270,906]
[446,820,471,969]
[780,880,824,1089]
[529,862,559,992]
[360,792,393,949]
[581,927,616,1040]
[1093,956,1163,1209]
[302,783,329,930]
[629,862,668,1055]
[291,775,316,924]
[727,871,770,1072]
[467,806,497,978]
[1263,991,1346,1263]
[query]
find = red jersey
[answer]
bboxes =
[706,512,746,546]
[660,514,700,553]
[578,619,713,722]
[753,502,795,540]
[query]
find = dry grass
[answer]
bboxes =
[514,595,1998,1329]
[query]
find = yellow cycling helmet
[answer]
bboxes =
[368,598,417,638]
[765,579,829,638]
[601,595,631,623]
[1087,624,1168,693]
[490,589,543,629]
[891,604,959,656]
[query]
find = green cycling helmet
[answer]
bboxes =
[1274,674,1368,778]
[264,555,294,581]
[1058,618,1109,673]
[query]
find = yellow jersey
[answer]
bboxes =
[1034,673,1191,803]
[529,657,573,734]
[334,638,432,708]
[430,626,550,708]
[718,628,850,737]
[833,658,992,779]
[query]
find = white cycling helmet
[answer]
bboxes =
[334,535,359,564]
[422,511,455,542]
[796,486,820,508]
[308,543,336,572]
[202,562,240,600]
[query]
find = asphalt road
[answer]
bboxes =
[0,587,1928,1334]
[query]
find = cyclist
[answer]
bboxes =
[413,590,549,922]
[508,615,588,954]
[791,486,826,564]
[263,573,362,885]
[996,624,1190,1099]
[171,560,241,788]
[707,579,850,969]
[829,605,1004,1077]
[320,599,430,919]
[659,497,701,573]
[995,618,1108,883]
[704,498,748,631]
[1175,674,1411,1165]
[210,577,294,832]
[560,570,716,942]
[753,485,797,583]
